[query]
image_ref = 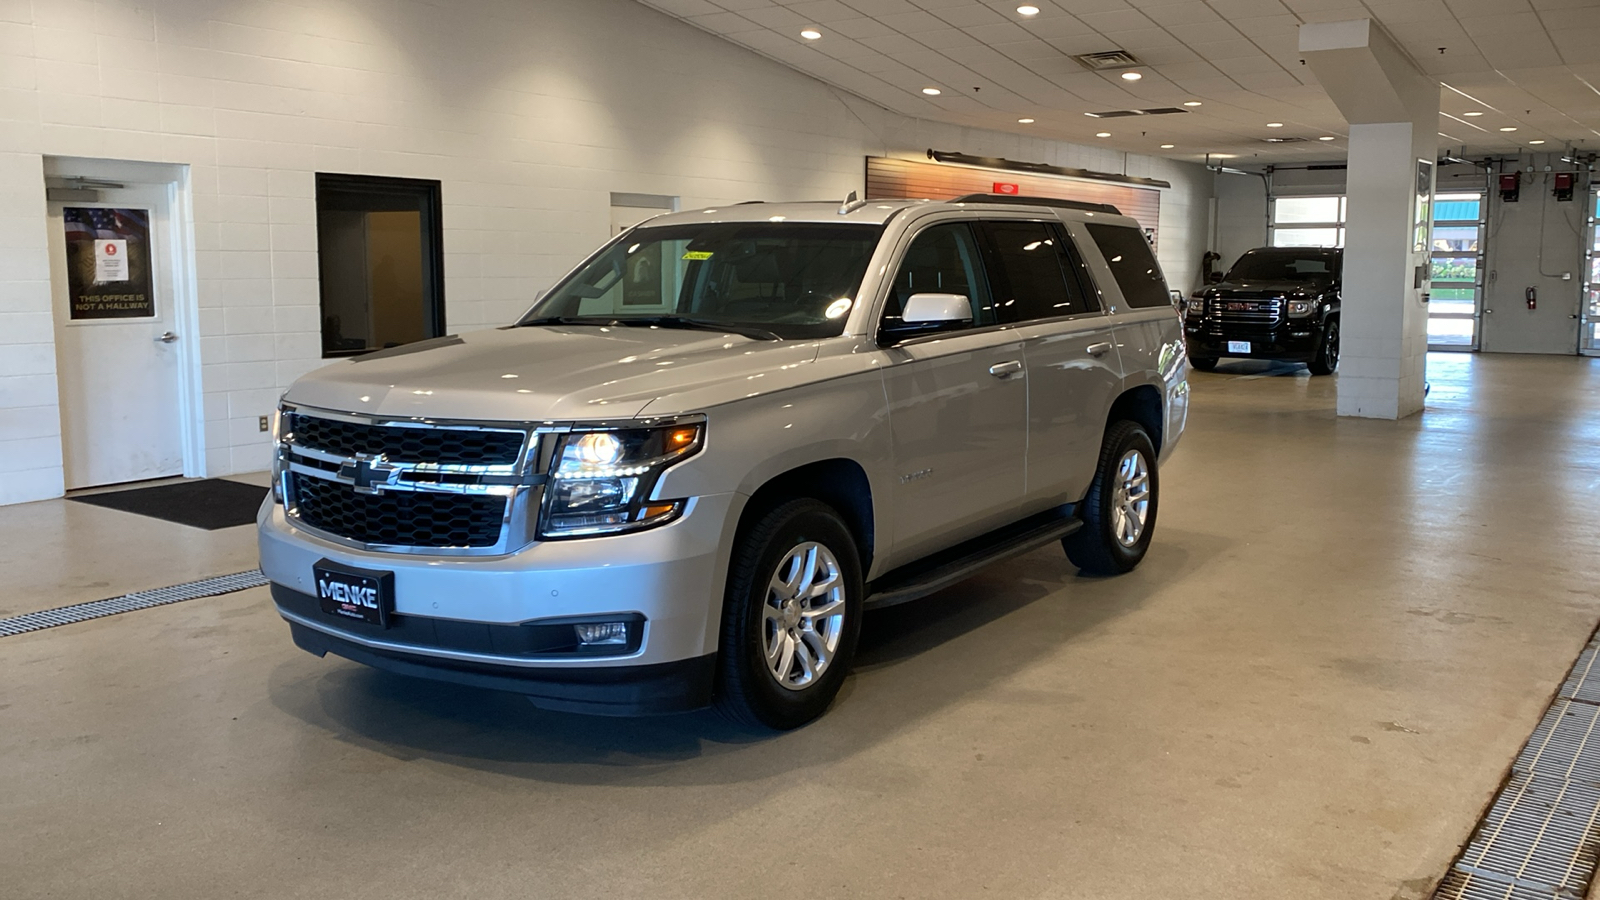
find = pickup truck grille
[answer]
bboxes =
[279,408,539,554]
[1211,298,1283,326]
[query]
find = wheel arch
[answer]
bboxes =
[736,458,876,577]
[1107,383,1164,454]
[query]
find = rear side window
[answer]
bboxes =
[1085,223,1170,309]
[981,221,1097,321]
[883,223,996,329]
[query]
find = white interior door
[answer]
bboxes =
[47,184,185,489]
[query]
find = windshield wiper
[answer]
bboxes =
[517,315,622,328]
[612,316,781,342]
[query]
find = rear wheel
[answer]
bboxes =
[714,499,863,730]
[1063,421,1159,576]
[1308,318,1339,375]
[1188,356,1218,372]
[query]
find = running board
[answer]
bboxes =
[864,508,1082,610]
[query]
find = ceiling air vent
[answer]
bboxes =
[1084,107,1191,119]
[1072,50,1143,71]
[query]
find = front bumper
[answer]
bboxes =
[258,492,737,711]
[1184,320,1323,362]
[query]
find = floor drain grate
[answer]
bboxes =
[1432,629,1600,900]
[0,570,268,638]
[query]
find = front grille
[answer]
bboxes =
[286,413,524,466]
[290,476,507,548]
[1211,298,1282,326]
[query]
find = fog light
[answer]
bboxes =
[574,622,629,646]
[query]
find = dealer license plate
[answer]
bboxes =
[313,560,393,627]
[1227,340,1251,354]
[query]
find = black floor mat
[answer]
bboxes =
[70,479,268,530]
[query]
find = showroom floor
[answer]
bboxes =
[4,353,1600,900]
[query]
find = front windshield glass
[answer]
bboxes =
[521,222,883,340]
[1225,250,1340,283]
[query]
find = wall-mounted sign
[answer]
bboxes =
[993,182,1020,195]
[63,207,154,319]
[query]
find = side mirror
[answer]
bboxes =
[901,293,972,325]
[1169,289,1184,309]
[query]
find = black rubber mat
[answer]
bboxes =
[70,479,268,530]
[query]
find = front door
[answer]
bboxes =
[879,221,1028,565]
[46,185,184,489]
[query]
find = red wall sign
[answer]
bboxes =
[992,182,1020,195]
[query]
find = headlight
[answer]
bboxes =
[269,406,286,504]
[541,422,704,538]
[1287,298,1318,317]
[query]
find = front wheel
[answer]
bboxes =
[1308,318,1339,375]
[1188,355,1218,372]
[1063,421,1159,576]
[714,499,863,730]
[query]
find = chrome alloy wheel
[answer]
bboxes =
[1110,449,1151,547]
[762,541,846,691]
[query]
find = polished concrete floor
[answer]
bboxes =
[5,353,1600,899]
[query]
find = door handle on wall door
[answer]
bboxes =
[155,332,179,343]
[1087,341,1112,357]
[988,360,1023,378]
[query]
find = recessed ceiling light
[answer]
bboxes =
[1266,122,1284,128]
[1318,135,1336,141]
[800,28,821,40]
[1463,111,1483,117]
[1018,117,1035,124]
[1183,101,1202,107]
[1499,126,1517,131]
[1159,144,1174,149]
[922,87,941,95]
[1017,4,1040,14]
[1528,139,1546,144]
[1121,71,1143,81]
[1096,132,1112,138]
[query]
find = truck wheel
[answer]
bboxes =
[1063,421,1159,576]
[715,498,863,730]
[1308,319,1339,375]
[1188,356,1218,372]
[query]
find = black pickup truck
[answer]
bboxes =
[1184,247,1341,375]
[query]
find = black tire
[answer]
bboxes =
[714,499,863,730]
[1063,421,1159,576]
[1308,318,1339,376]
[1188,356,1218,372]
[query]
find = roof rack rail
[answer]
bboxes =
[949,193,1122,215]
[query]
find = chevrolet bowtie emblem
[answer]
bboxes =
[339,453,400,494]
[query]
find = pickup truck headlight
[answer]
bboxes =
[1286,298,1318,317]
[269,406,286,504]
[540,423,704,538]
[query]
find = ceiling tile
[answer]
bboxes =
[740,6,810,27]
[872,9,950,31]
[784,0,867,22]
[1205,0,1292,16]
[1141,4,1225,27]
[1180,39,1262,60]
[1444,0,1534,17]
[840,0,922,13]
[640,0,723,15]
[686,11,764,32]
[1076,8,1158,33]
[931,4,1011,26]
[915,28,985,48]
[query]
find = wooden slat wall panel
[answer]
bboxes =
[865,157,1161,243]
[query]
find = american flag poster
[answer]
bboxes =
[63,207,155,319]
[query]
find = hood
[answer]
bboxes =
[283,326,824,421]
[1210,278,1333,296]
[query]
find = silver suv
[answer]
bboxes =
[259,194,1190,729]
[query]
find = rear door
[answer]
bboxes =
[978,219,1123,508]
[878,221,1029,564]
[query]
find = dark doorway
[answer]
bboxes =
[315,173,445,357]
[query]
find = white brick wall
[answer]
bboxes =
[0,0,1214,505]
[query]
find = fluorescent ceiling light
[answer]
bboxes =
[1096,132,1111,137]
[1499,126,1517,131]
[1121,72,1142,81]
[1266,122,1283,128]
[1159,144,1174,149]
[1463,111,1483,116]
[1528,139,1546,144]
[1018,118,1035,123]
[1017,4,1040,14]
[922,87,941,95]
[1183,101,1202,107]
[800,28,821,40]
[1318,135,1336,141]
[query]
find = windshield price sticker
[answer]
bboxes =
[681,250,714,260]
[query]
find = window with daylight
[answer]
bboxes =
[1270,196,1345,248]
[1427,192,1485,351]
[315,173,445,357]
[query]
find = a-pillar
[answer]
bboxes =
[1299,19,1437,419]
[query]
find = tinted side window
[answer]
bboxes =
[884,223,996,329]
[1085,223,1170,309]
[982,221,1094,321]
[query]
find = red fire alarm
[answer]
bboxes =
[1555,172,1575,202]
[993,182,1020,195]
[1499,173,1520,203]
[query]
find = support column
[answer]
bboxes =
[1300,20,1437,419]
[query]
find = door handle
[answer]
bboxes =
[155,331,179,343]
[1087,341,1112,357]
[988,360,1023,378]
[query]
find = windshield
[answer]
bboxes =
[1225,250,1340,283]
[520,222,883,340]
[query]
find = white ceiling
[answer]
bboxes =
[637,0,1600,163]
